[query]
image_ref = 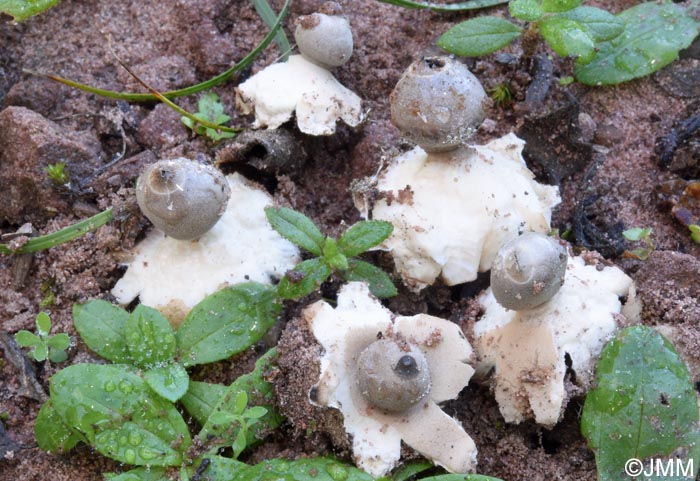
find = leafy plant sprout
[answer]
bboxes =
[45,162,70,186]
[207,391,268,459]
[622,226,654,261]
[15,312,71,363]
[690,225,700,245]
[437,1,700,86]
[181,92,237,141]
[488,83,513,107]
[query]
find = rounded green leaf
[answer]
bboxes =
[540,17,595,64]
[180,381,227,426]
[125,304,176,368]
[561,6,625,42]
[73,300,131,363]
[176,283,281,365]
[438,16,522,57]
[14,330,40,347]
[35,400,84,453]
[47,333,71,350]
[144,363,189,402]
[35,312,51,336]
[541,0,581,13]
[509,0,542,22]
[575,2,700,86]
[337,220,393,258]
[581,326,700,480]
[32,343,48,361]
[48,347,68,363]
[265,207,325,256]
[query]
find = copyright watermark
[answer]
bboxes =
[624,458,694,478]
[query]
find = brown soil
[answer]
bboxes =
[1,1,700,481]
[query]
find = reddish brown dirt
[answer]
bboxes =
[1,1,700,481]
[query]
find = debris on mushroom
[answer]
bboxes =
[306,282,477,477]
[136,157,230,240]
[235,2,363,136]
[111,172,299,324]
[474,250,636,427]
[353,56,559,291]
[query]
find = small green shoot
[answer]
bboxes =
[488,83,513,106]
[581,326,700,480]
[208,391,268,459]
[181,92,237,141]
[622,227,654,261]
[0,208,113,255]
[689,225,700,244]
[265,207,397,299]
[45,162,69,186]
[0,0,59,22]
[439,1,700,86]
[15,312,70,363]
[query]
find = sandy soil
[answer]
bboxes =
[1,1,699,480]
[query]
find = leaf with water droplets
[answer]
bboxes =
[144,363,189,402]
[581,326,700,480]
[125,304,176,368]
[199,348,283,449]
[0,0,59,22]
[176,283,281,366]
[103,467,168,481]
[575,2,700,85]
[34,400,85,453]
[198,457,373,481]
[73,300,131,363]
[181,381,227,426]
[49,363,191,466]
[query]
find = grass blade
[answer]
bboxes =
[252,0,292,61]
[26,0,291,102]
[0,208,113,255]
[376,0,508,12]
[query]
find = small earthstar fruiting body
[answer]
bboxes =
[390,56,487,152]
[294,3,353,68]
[306,282,477,477]
[490,232,568,310]
[136,158,230,240]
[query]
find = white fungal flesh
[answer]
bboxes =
[111,173,299,324]
[307,282,476,477]
[359,133,560,291]
[474,255,635,426]
[235,55,363,136]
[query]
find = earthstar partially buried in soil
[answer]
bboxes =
[305,282,477,477]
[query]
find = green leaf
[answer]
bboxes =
[47,333,70,350]
[14,330,40,347]
[276,258,333,300]
[199,349,283,449]
[144,363,189,402]
[227,458,376,481]
[575,2,700,86]
[0,0,59,22]
[560,6,625,42]
[244,406,268,419]
[265,207,325,256]
[418,476,505,481]
[438,16,522,57]
[690,225,700,244]
[33,343,48,361]
[337,220,393,257]
[186,455,245,481]
[341,259,398,298]
[35,400,84,453]
[104,467,169,481]
[540,0,581,13]
[581,326,700,481]
[509,0,542,22]
[48,348,68,363]
[181,381,228,426]
[232,428,248,459]
[234,391,249,415]
[324,238,349,271]
[50,364,191,466]
[181,92,236,141]
[35,312,51,336]
[540,17,595,64]
[176,283,280,366]
[125,304,176,368]
[623,227,652,242]
[73,300,131,363]
[389,461,434,481]
[375,0,508,12]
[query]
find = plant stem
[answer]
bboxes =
[376,0,508,12]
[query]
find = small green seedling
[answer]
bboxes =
[15,312,70,363]
[488,83,513,106]
[265,207,397,299]
[45,162,70,186]
[208,391,268,459]
[181,92,237,141]
[622,227,654,261]
[690,225,700,245]
[438,1,700,86]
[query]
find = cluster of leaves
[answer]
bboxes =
[622,226,654,261]
[44,162,69,186]
[181,92,237,142]
[266,207,398,299]
[581,326,700,480]
[438,0,700,86]
[35,292,283,476]
[14,312,70,363]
